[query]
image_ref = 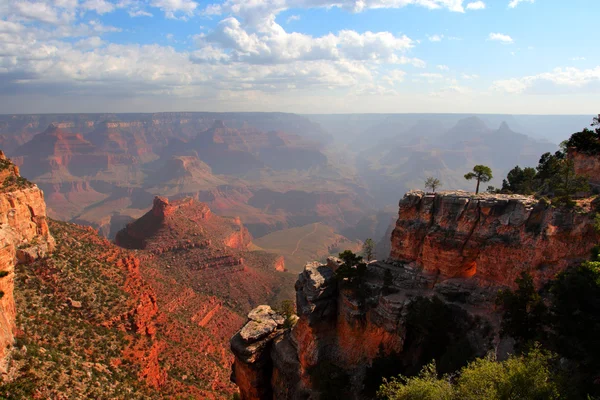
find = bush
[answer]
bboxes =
[378,347,562,400]
[377,363,453,400]
[275,299,297,329]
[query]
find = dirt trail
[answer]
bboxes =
[291,223,319,256]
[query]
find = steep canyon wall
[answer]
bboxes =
[0,152,55,371]
[231,191,599,399]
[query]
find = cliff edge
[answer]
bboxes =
[0,150,54,372]
[231,190,599,399]
[390,190,597,287]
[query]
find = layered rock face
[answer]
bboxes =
[0,151,54,371]
[390,190,598,287]
[232,259,495,400]
[231,190,599,400]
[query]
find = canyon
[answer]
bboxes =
[4,113,356,244]
[0,113,566,272]
[0,112,595,398]
[0,150,296,397]
[231,190,599,400]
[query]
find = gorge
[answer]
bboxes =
[0,113,599,398]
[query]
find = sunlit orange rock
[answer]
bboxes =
[390,190,598,287]
[0,151,54,371]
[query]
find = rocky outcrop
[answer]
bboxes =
[390,190,598,287]
[231,190,599,399]
[115,195,252,253]
[0,151,54,372]
[231,306,287,400]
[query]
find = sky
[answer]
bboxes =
[0,0,599,114]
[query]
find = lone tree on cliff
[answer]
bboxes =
[424,177,442,192]
[363,238,375,262]
[464,165,493,194]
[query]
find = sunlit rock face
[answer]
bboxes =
[390,190,598,287]
[231,189,599,400]
[0,151,54,372]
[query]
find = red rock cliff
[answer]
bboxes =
[390,190,598,287]
[231,190,600,400]
[0,151,54,371]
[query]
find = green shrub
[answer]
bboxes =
[378,347,562,400]
[378,363,453,400]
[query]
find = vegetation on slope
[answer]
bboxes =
[0,220,159,399]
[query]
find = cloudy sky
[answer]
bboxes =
[1,0,598,114]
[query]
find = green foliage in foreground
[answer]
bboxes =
[496,261,600,398]
[378,347,561,400]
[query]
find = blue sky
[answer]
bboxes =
[1,0,598,114]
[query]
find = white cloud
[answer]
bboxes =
[75,36,106,49]
[390,55,426,68]
[427,34,443,42]
[82,0,116,14]
[489,32,513,43]
[129,9,153,16]
[492,67,600,94]
[13,1,71,24]
[286,14,300,23]
[437,64,449,71]
[205,0,468,27]
[461,73,479,79]
[466,1,485,10]
[508,0,534,8]
[198,16,414,65]
[150,0,197,18]
[572,57,586,61]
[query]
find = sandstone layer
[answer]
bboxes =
[0,151,55,372]
[390,190,598,287]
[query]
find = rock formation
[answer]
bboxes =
[231,190,599,399]
[390,190,598,287]
[0,151,54,372]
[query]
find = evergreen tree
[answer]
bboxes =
[464,165,493,194]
